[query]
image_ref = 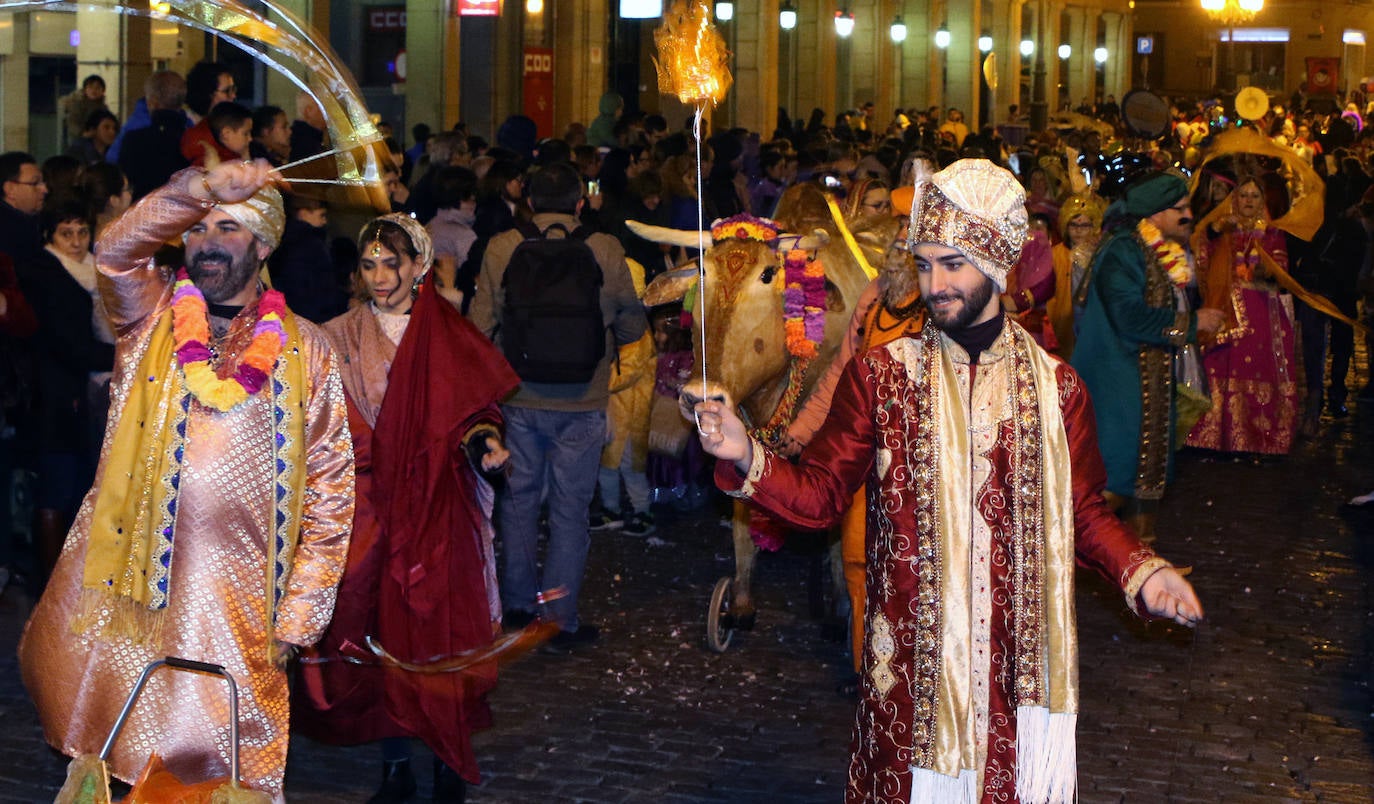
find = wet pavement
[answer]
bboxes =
[4,405,1374,802]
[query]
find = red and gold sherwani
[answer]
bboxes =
[718,318,1169,804]
[19,171,355,800]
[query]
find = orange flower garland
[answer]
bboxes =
[1136,219,1192,287]
[171,269,287,411]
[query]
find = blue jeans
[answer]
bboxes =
[497,405,605,631]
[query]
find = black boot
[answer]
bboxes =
[367,759,416,803]
[433,758,467,803]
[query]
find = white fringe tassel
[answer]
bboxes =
[908,767,978,804]
[1015,705,1078,803]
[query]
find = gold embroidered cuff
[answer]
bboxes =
[1123,556,1172,616]
[724,438,767,499]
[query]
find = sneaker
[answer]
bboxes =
[541,624,600,654]
[589,511,624,531]
[622,511,656,537]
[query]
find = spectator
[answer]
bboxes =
[409,132,470,224]
[65,110,119,166]
[181,101,254,166]
[588,92,623,148]
[469,162,647,650]
[267,194,348,324]
[290,92,329,163]
[41,155,85,213]
[250,105,291,166]
[0,152,48,263]
[118,70,191,200]
[81,162,132,236]
[427,165,480,309]
[184,61,236,123]
[60,75,109,147]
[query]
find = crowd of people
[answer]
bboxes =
[0,59,1368,802]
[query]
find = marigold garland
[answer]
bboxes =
[782,248,825,359]
[172,268,287,411]
[1136,219,1192,287]
[710,213,779,245]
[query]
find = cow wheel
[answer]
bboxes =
[706,576,735,653]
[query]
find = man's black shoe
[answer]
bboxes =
[541,624,600,653]
[503,609,537,630]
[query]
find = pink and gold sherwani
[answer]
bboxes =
[717,319,1171,804]
[19,171,354,799]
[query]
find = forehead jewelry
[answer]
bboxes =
[369,236,384,258]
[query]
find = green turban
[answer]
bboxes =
[1115,172,1189,220]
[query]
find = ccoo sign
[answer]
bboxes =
[523,51,553,75]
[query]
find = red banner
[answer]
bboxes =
[1306,57,1340,96]
[523,46,555,139]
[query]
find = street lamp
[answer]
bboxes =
[890,16,907,44]
[979,34,994,53]
[715,1,733,22]
[1201,0,1265,89]
[618,0,661,19]
[779,2,797,30]
[1094,46,1109,64]
[934,26,951,49]
[1058,43,1071,60]
[834,10,855,38]
[1020,39,1035,57]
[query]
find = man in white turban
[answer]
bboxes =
[20,159,354,800]
[693,159,1202,804]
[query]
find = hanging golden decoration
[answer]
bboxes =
[653,0,733,107]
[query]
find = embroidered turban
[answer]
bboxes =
[908,158,1027,291]
[220,185,286,251]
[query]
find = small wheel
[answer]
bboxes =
[706,576,735,652]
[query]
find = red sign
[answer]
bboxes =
[457,0,500,16]
[1306,57,1340,96]
[368,7,406,31]
[523,46,555,139]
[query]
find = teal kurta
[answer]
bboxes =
[1071,230,1197,498]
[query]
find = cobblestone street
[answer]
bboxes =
[4,410,1374,802]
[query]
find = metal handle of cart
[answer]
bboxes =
[98,657,245,787]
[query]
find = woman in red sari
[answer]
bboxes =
[1187,175,1299,455]
[293,213,519,802]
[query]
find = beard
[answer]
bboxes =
[924,272,997,333]
[186,244,261,304]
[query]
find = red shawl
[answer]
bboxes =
[295,279,519,782]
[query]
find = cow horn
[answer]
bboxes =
[626,219,707,249]
[777,228,831,251]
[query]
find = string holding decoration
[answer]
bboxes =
[652,0,733,427]
[0,0,391,212]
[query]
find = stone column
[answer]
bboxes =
[1102,10,1123,100]
[730,0,781,136]
[0,12,31,151]
[946,0,982,123]
[552,0,609,136]
[792,0,837,128]
[406,0,458,131]
[1045,0,1064,112]
[989,0,1024,127]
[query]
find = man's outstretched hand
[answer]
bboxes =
[1140,567,1204,627]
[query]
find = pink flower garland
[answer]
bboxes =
[782,249,825,360]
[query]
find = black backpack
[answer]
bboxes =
[499,219,606,383]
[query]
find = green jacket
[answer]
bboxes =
[1071,230,1197,497]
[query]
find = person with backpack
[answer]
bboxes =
[469,162,646,652]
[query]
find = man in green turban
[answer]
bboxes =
[1072,171,1226,541]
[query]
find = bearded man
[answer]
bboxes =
[19,159,354,800]
[695,159,1202,803]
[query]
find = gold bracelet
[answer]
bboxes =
[199,173,222,205]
